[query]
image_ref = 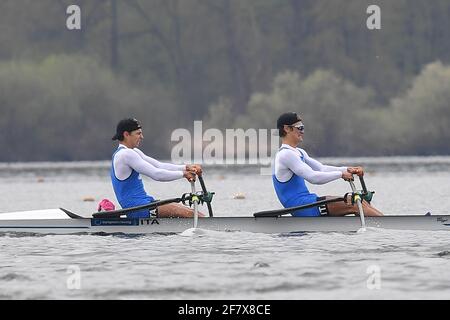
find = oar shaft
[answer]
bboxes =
[349,180,366,230]
[92,197,181,218]
[191,181,199,228]
[253,197,345,217]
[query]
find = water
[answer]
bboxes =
[1,157,450,300]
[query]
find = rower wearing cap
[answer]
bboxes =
[273,112,383,217]
[111,118,204,218]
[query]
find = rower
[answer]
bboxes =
[272,112,383,217]
[111,118,204,218]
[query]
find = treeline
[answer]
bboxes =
[209,61,450,156]
[0,0,450,161]
[0,55,178,160]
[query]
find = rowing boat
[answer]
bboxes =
[0,208,448,234]
[1,176,447,235]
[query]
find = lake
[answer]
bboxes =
[1,157,450,300]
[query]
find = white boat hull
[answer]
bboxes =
[1,209,450,234]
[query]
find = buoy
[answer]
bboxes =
[253,262,269,268]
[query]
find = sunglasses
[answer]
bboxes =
[288,124,305,132]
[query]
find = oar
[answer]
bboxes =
[190,180,199,228]
[92,197,181,218]
[349,179,366,231]
[359,175,368,194]
[198,175,214,217]
[253,197,345,217]
[359,175,374,203]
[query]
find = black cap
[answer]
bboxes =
[276,112,302,128]
[112,118,142,141]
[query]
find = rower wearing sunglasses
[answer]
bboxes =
[273,112,383,217]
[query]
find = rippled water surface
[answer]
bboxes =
[1,158,450,299]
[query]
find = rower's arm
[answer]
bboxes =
[120,149,184,181]
[301,149,347,173]
[280,150,342,185]
[134,148,186,171]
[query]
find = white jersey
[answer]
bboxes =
[113,144,185,181]
[274,144,347,184]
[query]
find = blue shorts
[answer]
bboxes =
[286,195,326,217]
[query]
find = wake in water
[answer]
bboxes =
[179,228,209,237]
[178,228,244,237]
